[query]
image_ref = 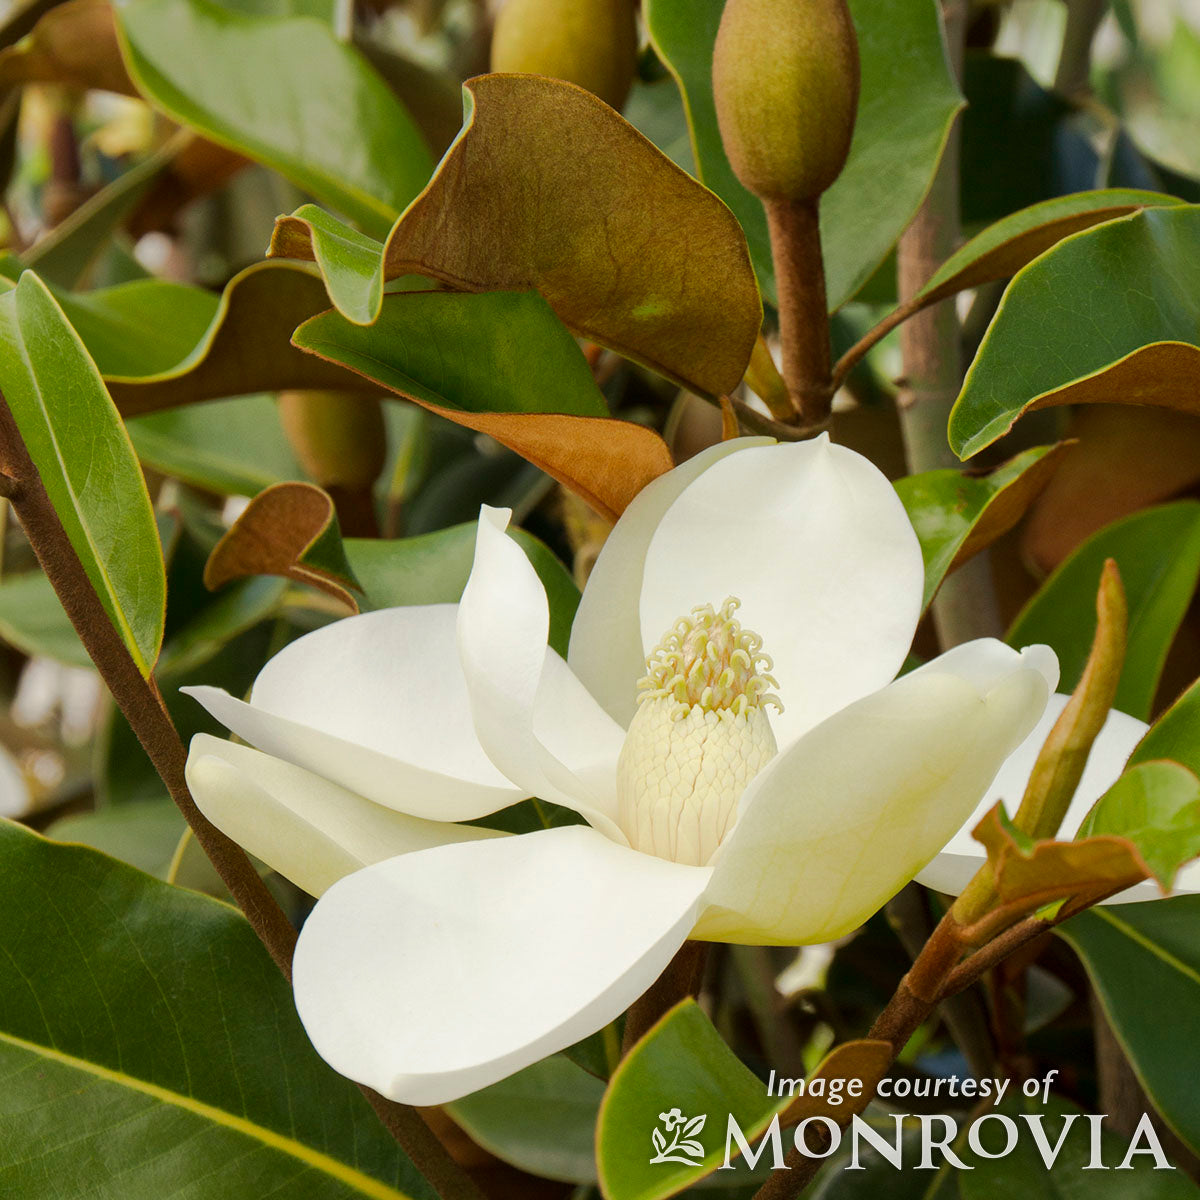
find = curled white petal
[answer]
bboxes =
[185,734,504,897]
[458,507,627,839]
[292,826,711,1104]
[694,640,1054,944]
[184,604,524,822]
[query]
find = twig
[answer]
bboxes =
[0,396,485,1200]
[622,941,708,1055]
[765,198,833,425]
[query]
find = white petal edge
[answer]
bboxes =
[457,507,627,841]
[694,642,1054,944]
[567,437,774,728]
[183,604,526,822]
[638,437,926,749]
[292,826,711,1104]
[185,734,505,897]
[915,693,1192,904]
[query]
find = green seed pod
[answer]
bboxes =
[490,0,639,112]
[279,391,387,491]
[713,0,860,203]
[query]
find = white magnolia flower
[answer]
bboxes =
[184,436,1062,1105]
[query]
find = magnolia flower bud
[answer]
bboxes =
[713,0,860,203]
[490,0,639,112]
[279,391,387,491]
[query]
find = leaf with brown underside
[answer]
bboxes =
[204,482,361,611]
[271,73,762,398]
[105,262,377,418]
[1022,407,1200,574]
[973,804,1150,922]
[0,0,135,94]
[779,1039,893,1127]
[293,289,674,521]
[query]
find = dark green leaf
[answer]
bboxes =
[115,0,432,237]
[1078,761,1200,890]
[0,819,434,1198]
[0,272,165,674]
[1062,897,1200,1160]
[128,394,304,496]
[0,570,88,667]
[950,206,1200,459]
[1007,503,1200,721]
[446,1056,605,1185]
[294,290,608,418]
[896,444,1069,610]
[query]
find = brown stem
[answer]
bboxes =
[765,198,832,425]
[831,296,926,391]
[886,886,995,1077]
[750,918,965,1200]
[622,941,708,1055]
[0,397,483,1200]
[0,396,299,975]
[940,917,1052,1000]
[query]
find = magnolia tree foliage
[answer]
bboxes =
[0,1,1198,1199]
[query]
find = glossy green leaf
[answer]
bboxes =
[0,819,434,1198]
[0,272,165,674]
[294,288,675,522]
[115,0,431,238]
[54,278,220,377]
[273,202,388,326]
[272,74,761,399]
[106,262,378,416]
[597,1000,777,1200]
[1078,761,1200,889]
[1007,502,1200,721]
[0,570,88,666]
[895,443,1069,610]
[1131,679,1200,777]
[128,394,304,495]
[916,188,1181,307]
[295,290,608,419]
[951,206,1200,459]
[1062,896,1200,1159]
[158,575,288,675]
[345,523,580,658]
[446,1056,604,1185]
[643,0,962,309]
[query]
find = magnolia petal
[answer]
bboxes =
[291,826,711,1104]
[916,694,1187,902]
[638,436,926,749]
[695,642,1054,945]
[458,507,627,840]
[185,734,505,897]
[567,437,773,727]
[184,605,524,822]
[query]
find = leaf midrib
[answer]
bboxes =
[0,1026,413,1200]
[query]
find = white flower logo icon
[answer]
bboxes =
[650,1109,707,1165]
